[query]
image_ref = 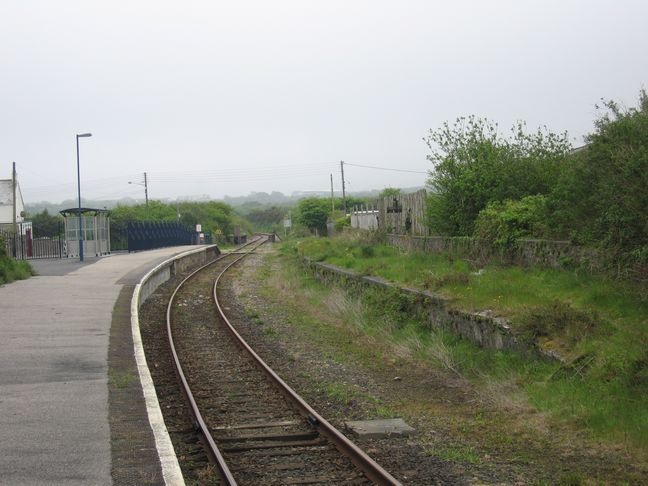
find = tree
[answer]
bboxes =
[178,201,234,235]
[109,200,236,248]
[424,116,570,236]
[244,206,286,231]
[549,90,648,270]
[333,196,367,212]
[29,209,63,237]
[296,198,330,234]
[378,187,401,198]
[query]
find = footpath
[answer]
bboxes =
[0,247,195,486]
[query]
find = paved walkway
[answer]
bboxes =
[0,248,194,485]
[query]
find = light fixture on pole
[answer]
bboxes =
[128,171,149,208]
[76,133,92,262]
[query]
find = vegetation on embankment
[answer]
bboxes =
[108,200,247,249]
[287,234,648,451]
[0,237,33,284]
[426,90,648,279]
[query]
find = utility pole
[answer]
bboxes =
[330,173,334,212]
[12,162,17,257]
[144,171,149,207]
[340,160,347,215]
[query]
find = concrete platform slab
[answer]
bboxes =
[345,418,416,439]
[0,246,195,485]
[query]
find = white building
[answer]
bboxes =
[0,178,25,225]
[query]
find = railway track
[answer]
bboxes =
[166,236,401,485]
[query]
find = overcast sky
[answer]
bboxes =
[2,0,646,204]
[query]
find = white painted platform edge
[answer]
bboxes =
[130,247,213,486]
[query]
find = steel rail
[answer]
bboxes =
[212,243,403,485]
[166,237,265,485]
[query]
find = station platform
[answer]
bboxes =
[0,247,195,486]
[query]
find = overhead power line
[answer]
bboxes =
[343,162,428,174]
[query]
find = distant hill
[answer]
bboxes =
[223,186,425,207]
[25,186,426,215]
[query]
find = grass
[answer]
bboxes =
[282,235,648,451]
[0,254,33,285]
[424,444,482,464]
[245,308,264,326]
[293,236,648,326]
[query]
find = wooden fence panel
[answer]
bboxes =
[377,189,428,235]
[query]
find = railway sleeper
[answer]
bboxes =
[231,445,331,457]
[217,431,319,443]
[212,420,300,431]
[223,438,327,452]
[279,475,370,485]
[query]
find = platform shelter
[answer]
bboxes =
[60,208,111,258]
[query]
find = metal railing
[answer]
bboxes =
[1,223,63,260]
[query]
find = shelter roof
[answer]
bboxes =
[59,207,110,216]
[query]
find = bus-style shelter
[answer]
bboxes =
[60,208,111,258]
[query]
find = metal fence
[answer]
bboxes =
[1,222,64,260]
[127,221,195,252]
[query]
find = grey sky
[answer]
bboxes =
[2,0,646,204]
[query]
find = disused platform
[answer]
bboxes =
[0,247,195,485]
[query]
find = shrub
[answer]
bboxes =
[424,116,570,236]
[474,195,549,248]
[334,215,350,232]
[296,197,331,235]
[548,90,648,277]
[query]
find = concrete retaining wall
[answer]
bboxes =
[138,245,221,307]
[304,258,529,355]
[387,234,598,270]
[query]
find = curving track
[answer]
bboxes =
[166,236,401,485]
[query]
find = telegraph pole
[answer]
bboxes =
[12,162,17,257]
[144,171,149,207]
[330,173,334,212]
[340,160,347,214]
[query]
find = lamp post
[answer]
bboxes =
[128,171,149,208]
[76,133,92,262]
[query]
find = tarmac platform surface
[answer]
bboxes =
[0,247,194,485]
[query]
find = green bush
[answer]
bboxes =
[547,90,648,277]
[296,197,330,235]
[334,215,350,232]
[474,195,549,248]
[424,116,570,236]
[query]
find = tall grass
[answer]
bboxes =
[0,256,32,285]
[285,236,648,449]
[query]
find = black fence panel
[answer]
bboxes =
[127,221,194,252]
[111,224,128,251]
[1,224,63,260]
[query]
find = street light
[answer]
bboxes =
[128,171,149,208]
[76,132,92,262]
